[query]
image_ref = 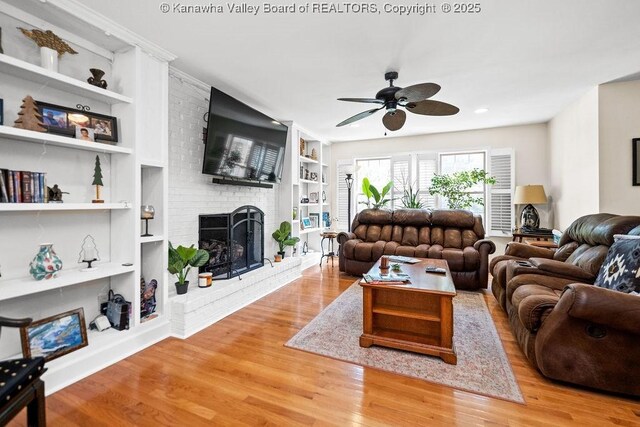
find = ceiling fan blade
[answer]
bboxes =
[337,98,385,104]
[405,100,459,116]
[382,109,406,131]
[395,83,441,102]
[336,106,383,127]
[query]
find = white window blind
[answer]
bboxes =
[417,154,437,208]
[488,148,515,236]
[391,156,410,209]
[336,161,351,231]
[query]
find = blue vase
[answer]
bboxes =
[29,243,63,280]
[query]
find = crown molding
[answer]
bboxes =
[169,66,210,95]
[46,0,177,62]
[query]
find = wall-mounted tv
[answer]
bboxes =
[202,87,288,186]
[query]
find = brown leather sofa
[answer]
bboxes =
[490,213,640,396]
[337,208,496,290]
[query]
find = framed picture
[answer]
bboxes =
[301,217,312,229]
[20,308,88,362]
[36,101,119,143]
[633,138,640,186]
[75,125,95,141]
[309,192,319,203]
[310,213,320,229]
[322,211,331,228]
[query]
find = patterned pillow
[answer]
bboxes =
[595,236,640,294]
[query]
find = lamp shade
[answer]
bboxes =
[514,185,547,205]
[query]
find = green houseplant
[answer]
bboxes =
[428,169,496,209]
[360,178,394,209]
[272,221,300,259]
[401,180,424,209]
[168,242,210,295]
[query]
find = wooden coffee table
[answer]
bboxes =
[359,258,457,364]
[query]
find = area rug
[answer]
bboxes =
[285,283,524,403]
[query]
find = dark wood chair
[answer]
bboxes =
[0,316,46,427]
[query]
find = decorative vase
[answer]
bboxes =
[87,68,108,89]
[29,243,63,280]
[40,47,58,72]
[175,281,189,295]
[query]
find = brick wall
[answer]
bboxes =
[168,70,279,284]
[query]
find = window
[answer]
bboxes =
[355,158,391,212]
[417,154,437,208]
[438,151,487,219]
[488,148,515,235]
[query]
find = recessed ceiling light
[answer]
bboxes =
[474,108,489,114]
[350,124,360,128]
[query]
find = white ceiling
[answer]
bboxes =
[78,0,640,141]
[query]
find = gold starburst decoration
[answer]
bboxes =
[18,28,78,56]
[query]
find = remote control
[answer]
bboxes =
[425,266,447,274]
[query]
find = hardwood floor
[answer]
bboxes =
[9,264,640,426]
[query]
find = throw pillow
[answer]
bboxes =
[595,236,640,294]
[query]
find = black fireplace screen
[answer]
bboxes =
[199,205,265,279]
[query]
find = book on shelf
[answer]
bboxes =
[0,169,47,203]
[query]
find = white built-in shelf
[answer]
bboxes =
[300,227,321,235]
[299,203,319,207]
[140,235,164,244]
[299,179,320,185]
[0,202,131,212]
[0,126,133,154]
[299,156,318,164]
[0,262,135,302]
[140,159,166,169]
[0,53,133,105]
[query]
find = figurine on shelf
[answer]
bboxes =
[299,138,305,156]
[87,68,108,89]
[13,95,46,132]
[92,155,104,203]
[78,234,100,271]
[140,277,157,319]
[47,184,68,203]
[311,148,318,160]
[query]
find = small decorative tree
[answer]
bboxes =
[14,95,46,132]
[92,155,104,203]
[429,169,496,209]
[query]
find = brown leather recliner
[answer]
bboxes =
[491,214,640,396]
[490,213,640,309]
[337,208,496,290]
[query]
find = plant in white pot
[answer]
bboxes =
[272,221,300,260]
[168,243,209,295]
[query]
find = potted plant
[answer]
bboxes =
[272,221,300,259]
[360,177,394,208]
[168,242,210,295]
[401,180,425,209]
[429,169,496,209]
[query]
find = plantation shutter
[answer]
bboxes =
[390,156,411,209]
[336,161,351,231]
[488,148,515,236]
[417,154,437,209]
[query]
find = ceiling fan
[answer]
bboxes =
[336,71,459,131]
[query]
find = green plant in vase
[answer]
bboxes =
[272,221,300,259]
[360,177,394,209]
[168,242,209,295]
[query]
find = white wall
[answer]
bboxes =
[167,70,279,286]
[598,79,640,215]
[330,123,551,226]
[547,88,600,230]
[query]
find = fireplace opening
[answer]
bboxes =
[199,205,265,279]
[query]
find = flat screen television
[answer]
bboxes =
[202,87,288,185]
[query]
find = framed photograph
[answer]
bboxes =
[322,211,331,228]
[75,125,95,142]
[310,213,320,229]
[301,217,312,229]
[310,172,318,182]
[20,308,88,362]
[36,101,118,143]
[633,138,640,186]
[309,192,319,203]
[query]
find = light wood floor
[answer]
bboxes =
[10,264,640,426]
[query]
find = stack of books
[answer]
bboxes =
[362,273,411,285]
[0,169,48,203]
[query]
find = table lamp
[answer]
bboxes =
[514,185,547,229]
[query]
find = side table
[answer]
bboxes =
[512,229,554,243]
[319,231,338,267]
